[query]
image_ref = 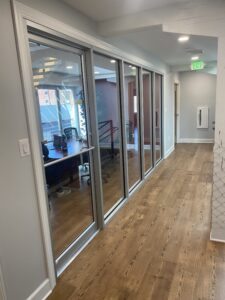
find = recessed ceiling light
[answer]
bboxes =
[48,57,57,61]
[128,65,132,68]
[66,66,73,69]
[95,71,100,74]
[191,56,199,61]
[44,68,51,73]
[110,59,116,64]
[178,35,190,42]
[131,66,136,70]
[44,61,56,67]
[33,75,44,80]
[38,68,51,73]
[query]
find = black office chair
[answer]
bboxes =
[64,127,80,140]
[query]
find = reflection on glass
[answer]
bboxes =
[142,70,153,173]
[94,53,124,215]
[29,40,94,257]
[155,73,162,162]
[124,63,141,190]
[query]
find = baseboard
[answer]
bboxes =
[26,279,52,300]
[178,138,214,144]
[164,145,175,159]
[210,232,225,243]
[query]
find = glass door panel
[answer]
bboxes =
[93,53,124,216]
[124,63,141,190]
[29,39,95,258]
[142,70,153,173]
[154,73,163,163]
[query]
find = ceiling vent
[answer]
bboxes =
[185,49,204,55]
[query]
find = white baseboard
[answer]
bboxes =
[210,231,225,243]
[210,237,225,243]
[178,138,214,144]
[164,145,175,159]
[26,279,52,300]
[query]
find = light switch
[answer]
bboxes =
[19,138,30,157]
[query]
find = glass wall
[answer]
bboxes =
[142,70,153,173]
[124,63,141,190]
[93,53,124,215]
[25,26,164,277]
[154,73,163,163]
[29,40,95,258]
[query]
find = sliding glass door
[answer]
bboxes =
[28,36,96,264]
[154,73,163,163]
[93,53,125,216]
[123,63,141,190]
[142,70,153,173]
[24,22,165,280]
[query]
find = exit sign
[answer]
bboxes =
[191,60,205,71]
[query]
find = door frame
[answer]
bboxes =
[174,83,178,144]
[174,83,180,145]
[140,68,154,175]
[154,73,163,164]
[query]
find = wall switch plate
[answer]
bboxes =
[19,138,30,157]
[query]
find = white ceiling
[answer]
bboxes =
[63,0,198,22]
[118,26,217,67]
[61,0,217,71]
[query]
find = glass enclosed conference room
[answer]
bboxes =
[26,24,163,275]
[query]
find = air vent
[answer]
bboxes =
[185,48,204,55]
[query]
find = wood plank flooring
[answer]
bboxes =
[48,144,225,300]
[49,181,93,257]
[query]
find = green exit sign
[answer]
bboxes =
[191,60,205,71]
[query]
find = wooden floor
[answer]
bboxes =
[48,144,225,300]
[49,179,94,257]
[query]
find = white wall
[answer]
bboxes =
[19,0,98,36]
[0,1,48,299]
[179,71,216,142]
[211,36,225,241]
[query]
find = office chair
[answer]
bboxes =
[80,151,91,185]
[64,127,80,140]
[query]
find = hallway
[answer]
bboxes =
[47,144,225,300]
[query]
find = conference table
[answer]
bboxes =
[45,139,88,163]
[43,139,92,187]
